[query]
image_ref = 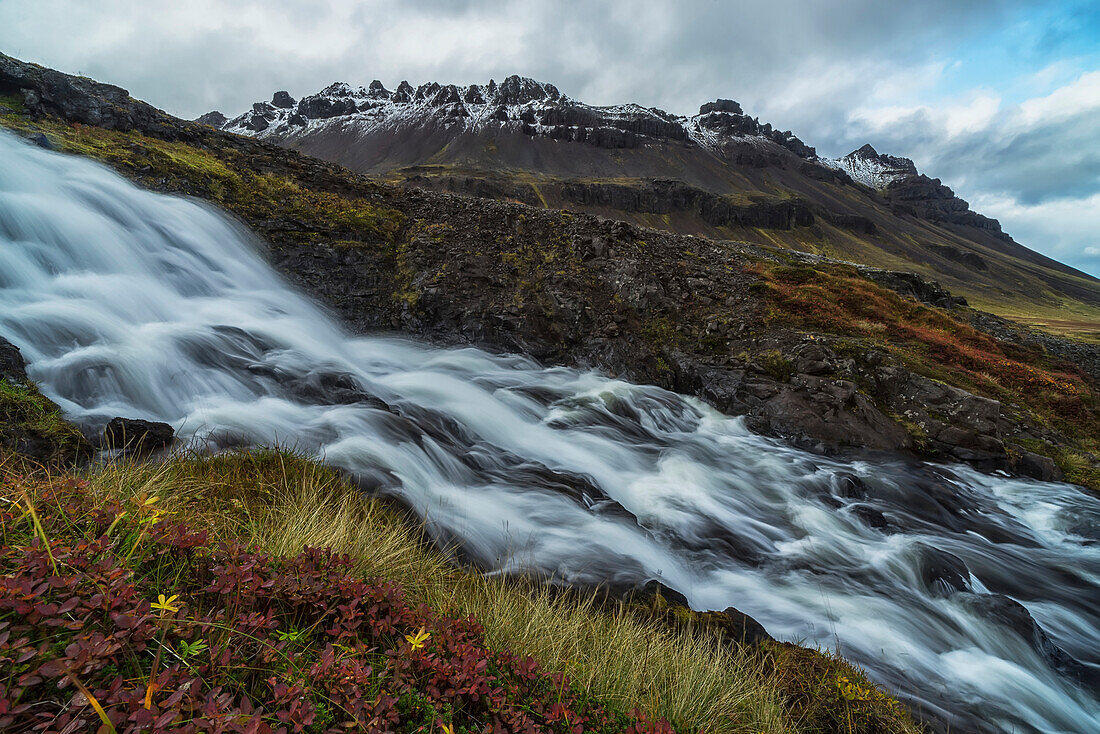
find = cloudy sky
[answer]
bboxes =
[3,0,1099,276]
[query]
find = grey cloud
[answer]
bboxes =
[0,0,1096,274]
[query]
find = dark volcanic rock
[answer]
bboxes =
[296,95,357,119]
[823,211,876,234]
[0,336,27,382]
[699,99,743,115]
[1011,449,1062,482]
[103,417,175,453]
[559,179,814,229]
[629,580,774,645]
[0,52,187,140]
[195,111,228,128]
[271,90,296,108]
[860,268,967,309]
[928,243,988,271]
[886,174,1007,237]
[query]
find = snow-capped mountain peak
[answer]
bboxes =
[208,75,824,162]
[824,143,918,189]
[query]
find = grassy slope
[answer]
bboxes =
[1,449,920,733]
[753,262,1100,487]
[1,99,1096,486]
[375,160,1100,340]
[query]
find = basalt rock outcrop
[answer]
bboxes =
[0,336,91,464]
[2,52,1095,489]
[0,54,188,141]
[102,417,176,454]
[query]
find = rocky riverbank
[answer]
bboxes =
[2,52,1097,489]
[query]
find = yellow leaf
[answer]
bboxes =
[150,593,180,614]
[404,627,431,651]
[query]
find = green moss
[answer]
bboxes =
[0,116,405,247]
[0,91,24,113]
[892,414,930,452]
[758,349,795,383]
[1053,448,1100,490]
[642,317,682,350]
[0,378,89,462]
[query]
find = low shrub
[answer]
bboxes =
[0,478,674,733]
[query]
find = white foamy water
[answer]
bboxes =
[1,131,1097,733]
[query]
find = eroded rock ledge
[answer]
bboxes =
[2,51,1095,488]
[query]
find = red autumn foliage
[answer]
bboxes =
[0,480,678,733]
[756,264,1098,435]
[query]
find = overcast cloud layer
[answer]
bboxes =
[3,0,1098,276]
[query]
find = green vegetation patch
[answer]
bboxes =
[0,91,25,113]
[0,378,89,464]
[0,115,405,246]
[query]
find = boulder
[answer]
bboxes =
[103,417,175,453]
[0,336,27,382]
[1012,449,1062,482]
[703,607,774,645]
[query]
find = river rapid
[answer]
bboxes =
[1,131,1098,732]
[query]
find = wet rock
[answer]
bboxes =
[917,545,970,595]
[0,337,91,465]
[103,417,175,453]
[968,594,1100,689]
[635,579,691,609]
[0,336,27,382]
[630,580,774,645]
[702,607,774,645]
[758,375,911,452]
[851,504,891,531]
[1011,449,1062,482]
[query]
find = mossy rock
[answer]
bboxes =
[0,379,90,466]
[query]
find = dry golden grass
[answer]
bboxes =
[70,449,920,734]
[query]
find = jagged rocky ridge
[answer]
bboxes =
[212,77,1003,235]
[2,52,1097,488]
[219,79,817,158]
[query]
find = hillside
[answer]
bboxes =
[3,53,1100,733]
[2,51,1098,490]
[210,76,1100,335]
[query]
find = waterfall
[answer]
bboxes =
[1,130,1097,733]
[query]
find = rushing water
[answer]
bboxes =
[1,130,1098,732]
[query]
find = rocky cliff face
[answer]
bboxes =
[216,77,820,161]
[213,78,1012,239]
[3,51,1098,488]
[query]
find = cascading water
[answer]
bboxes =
[1,129,1098,732]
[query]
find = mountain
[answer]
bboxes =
[206,76,1100,334]
[5,51,1100,493]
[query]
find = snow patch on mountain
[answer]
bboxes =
[213,76,819,160]
[823,144,918,189]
